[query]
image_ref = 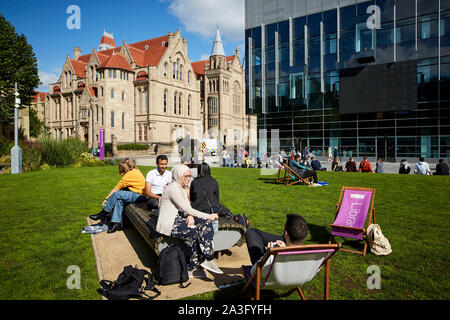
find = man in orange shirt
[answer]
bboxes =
[358,156,373,173]
[90,158,147,233]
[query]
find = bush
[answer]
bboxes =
[78,152,115,167]
[40,137,89,167]
[0,137,13,156]
[117,144,148,151]
[20,140,43,171]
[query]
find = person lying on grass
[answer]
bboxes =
[245,214,308,278]
[90,158,147,233]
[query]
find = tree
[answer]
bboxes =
[0,13,41,124]
[29,107,43,138]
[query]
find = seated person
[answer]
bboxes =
[245,214,308,275]
[90,158,147,233]
[345,157,357,172]
[375,158,384,173]
[190,162,219,213]
[157,164,222,277]
[291,155,319,185]
[399,159,411,174]
[300,156,310,168]
[331,157,343,171]
[414,157,431,175]
[434,159,450,176]
[310,156,325,171]
[145,155,172,210]
[358,156,373,173]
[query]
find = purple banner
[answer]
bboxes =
[99,129,105,161]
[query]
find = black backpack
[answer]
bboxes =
[158,245,191,288]
[99,265,161,300]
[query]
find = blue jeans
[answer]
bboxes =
[104,190,147,223]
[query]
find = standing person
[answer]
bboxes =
[345,157,357,172]
[375,158,385,173]
[157,164,222,277]
[145,155,172,210]
[358,156,373,173]
[154,144,158,155]
[222,148,228,167]
[434,159,449,175]
[399,159,411,174]
[333,146,338,159]
[327,147,332,163]
[90,158,147,233]
[414,157,431,175]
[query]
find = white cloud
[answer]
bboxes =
[164,0,245,42]
[37,70,59,92]
[200,53,210,60]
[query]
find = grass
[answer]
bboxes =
[0,166,449,300]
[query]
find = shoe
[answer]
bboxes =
[200,259,223,274]
[107,222,122,233]
[90,210,107,220]
[188,268,207,279]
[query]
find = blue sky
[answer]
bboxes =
[0,0,245,92]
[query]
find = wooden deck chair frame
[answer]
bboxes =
[283,163,313,186]
[240,243,341,301]
[328,186,376,256]
[274,160,290,184]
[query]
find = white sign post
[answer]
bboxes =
[11,82,22,174]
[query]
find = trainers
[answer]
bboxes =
[188,269,207,279]
[200,259,223,274]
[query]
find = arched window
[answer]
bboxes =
[145,90,149,113]
[187,71,190,83]
[187,95,191,116]
[176,59,180,80]
[111,111,114,127]
[174,92,177,114]
[180,65,183,80]
[138,90,142,113]
[163,89,167,113]
[173,62,176,79]
[179,93,182,115]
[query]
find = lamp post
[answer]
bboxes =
[11,82,22,174]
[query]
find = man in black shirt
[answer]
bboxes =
[434,159,449,176]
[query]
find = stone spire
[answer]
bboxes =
[211,26,225,56]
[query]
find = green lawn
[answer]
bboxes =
[0,166,449,300]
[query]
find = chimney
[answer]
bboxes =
[183,38,188,55]
[168,31,174,48]
[74,47,81,60]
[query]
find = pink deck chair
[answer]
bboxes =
[329,187,376,256]
[240,244,341,300]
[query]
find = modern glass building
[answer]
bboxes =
[245,0,450,161]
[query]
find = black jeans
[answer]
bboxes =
[245,227,284,265]
[146,194,162,210]
[302,170,318,183]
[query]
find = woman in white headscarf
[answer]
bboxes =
[156,164,222,276]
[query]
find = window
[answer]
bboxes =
[122,92,125,101]
[187,71,190,83]
[179,93,182,114]
[138,124,142,141]
[164,62,167,77]
[122,112,125,129]
[145,90,149,113]
[163,89,167,113]
[101,108,104,125]
[180,65,183,80]
[96,106,98,121]
[111,111,114,127]
[101,86,104,97]
[144,124,147,141]
[176,59,180,80]
[111,89,114,99]
[113,70,116,78]
[187,95,191,116]
[109,70,112,78]
[174,92,177,114]
[173,62,176,79]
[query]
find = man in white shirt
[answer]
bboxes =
[414,157,431,175]
[145,155,172,209]
[246,214,308,278]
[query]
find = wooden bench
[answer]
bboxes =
[124,202,246,257]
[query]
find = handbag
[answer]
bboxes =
[367,224,392,256]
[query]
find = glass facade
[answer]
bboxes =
[245,0,450,160]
